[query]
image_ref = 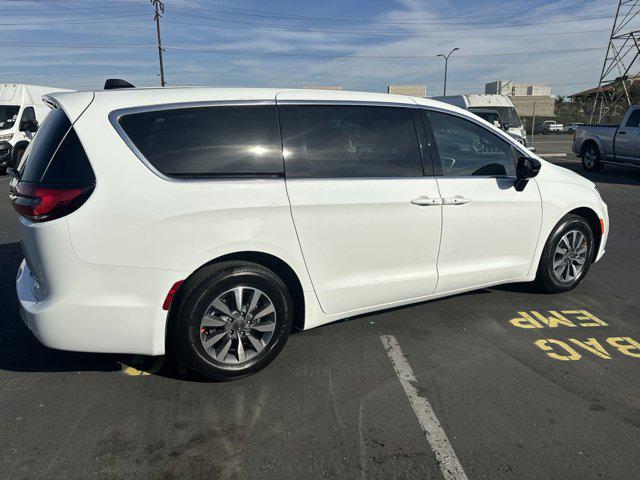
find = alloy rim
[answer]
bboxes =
[584,149,596,168]
[199,286,276,365]
[552,230,588,282]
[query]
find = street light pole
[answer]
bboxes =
[437,48,459,96]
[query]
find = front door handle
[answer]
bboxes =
[411,196,443,206]
[442,196,471,205]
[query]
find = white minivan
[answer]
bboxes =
[12,86,608,380]
[0,84,73,173]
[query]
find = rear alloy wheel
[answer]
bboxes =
[198,286,277,365]
[582,144,603,172]
[535,214,595,293]
[172,261,293,381]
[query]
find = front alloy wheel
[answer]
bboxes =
[552,230,588,283]
[535,214,595,293]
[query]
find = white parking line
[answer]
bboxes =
[380,335,468,480]
[540,153,568,158]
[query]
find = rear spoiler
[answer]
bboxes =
[42,91,95,124]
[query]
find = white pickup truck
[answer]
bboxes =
[535,120,564,134]
[573,106,640,172]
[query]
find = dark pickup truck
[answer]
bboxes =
[573,106,640,172]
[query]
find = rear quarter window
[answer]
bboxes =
[20,108,95,185]
[117,105,283,178]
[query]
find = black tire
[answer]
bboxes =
[171,261,293,381]
[581,143,603,172]
[534,214,595,293]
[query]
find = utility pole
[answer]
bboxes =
[590,0,640,123]
[437,48,459,96]
[531,101,536,144]
[151,0,166,87]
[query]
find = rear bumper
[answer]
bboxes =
[16,218,189,356]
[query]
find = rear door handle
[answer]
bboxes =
[411,196,443,206]
[442,197,471,205]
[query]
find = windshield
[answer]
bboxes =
[471,106,521,128]
[474,111,502,126]
[0,105,20,131]
[492,107,522,128]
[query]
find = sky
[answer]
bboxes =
[0,0,631,97]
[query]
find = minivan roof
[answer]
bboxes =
[44,87,472,127]
[46,86,451,110]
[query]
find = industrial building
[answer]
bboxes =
[485,80,555,117]
[302,85,342,90]
[387,84,427,97]
[485,80,551,96]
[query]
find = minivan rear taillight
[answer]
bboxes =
[10,182,94,222]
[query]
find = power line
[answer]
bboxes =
[164,10,616,32]
[163,18,614,39]
[167,1,610,25]
[164,45,606,60]
[0,41,606,59]
[0,14,146,26]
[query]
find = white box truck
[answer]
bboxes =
[431,94,528,146]
[0,84,74,173]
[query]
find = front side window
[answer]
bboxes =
[625,109,640,128]
[424,110,517,177]
[118,105,283,177]
[0,105,19,130]
[296,105,423,178]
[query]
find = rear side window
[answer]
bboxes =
[293,105,423,178]
[118,105,283,177]
[20,109,95,185]
[625,109,640,128]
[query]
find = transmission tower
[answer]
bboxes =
[151,0,166,87]
[590,0,640,123]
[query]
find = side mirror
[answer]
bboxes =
[20,119,38,132]
[515,156,541,191]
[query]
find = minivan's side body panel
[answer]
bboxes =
[283,177,443,314]
[433,177,542,292]
[416,105,543,292]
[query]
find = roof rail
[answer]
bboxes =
[104,79,135,90]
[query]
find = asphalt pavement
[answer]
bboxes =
[0,141,639,480]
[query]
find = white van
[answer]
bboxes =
[0,84,73,173]
[432,94,527,145]
[12,86,608,380]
